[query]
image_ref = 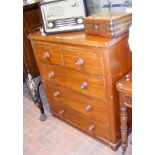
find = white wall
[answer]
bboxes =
[86,0,132,15]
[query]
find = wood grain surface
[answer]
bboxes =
[29,30,132,150]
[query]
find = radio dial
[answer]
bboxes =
[48,22,54,28]
[77,18,83,24]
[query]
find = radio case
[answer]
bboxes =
[84,12,132,38]
[39,0,87,34]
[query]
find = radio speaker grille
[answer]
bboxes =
[55,18,77,27]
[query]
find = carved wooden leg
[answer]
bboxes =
[39,106,47,121]
[120,104,128,155]
[26,73,47,121]
[36,81,47,121]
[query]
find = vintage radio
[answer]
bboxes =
[40,0,87,34]
[84,12,132,38]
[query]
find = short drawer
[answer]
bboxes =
[38,62,106,100]
[62,48,103,75]
[44,81,108,124]
[50,102,110,140]
[33,43,62,65]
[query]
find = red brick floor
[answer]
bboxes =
[23,83,132,155]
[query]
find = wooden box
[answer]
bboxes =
[84,12,132,38]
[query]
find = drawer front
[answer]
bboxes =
[50,101,110,140]
[62,48,103,75]
[44,81,108,124]
[38,62,106,100]
[33,43,62,65]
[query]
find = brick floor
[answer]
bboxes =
[23,82,132,155]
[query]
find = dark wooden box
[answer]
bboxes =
[84,12,132,38]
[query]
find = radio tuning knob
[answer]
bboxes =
[48,22,54,28]
[77,18,83,24]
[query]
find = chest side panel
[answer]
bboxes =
[101,36,132,143]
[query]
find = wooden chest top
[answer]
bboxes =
[84,12,132,23]
[116,71,132,97]
[28,31,128,48]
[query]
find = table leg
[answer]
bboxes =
[120,104,128,155]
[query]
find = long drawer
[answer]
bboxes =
[62,47,103,75]
[44,81,108,124]
[50,101,110,140]
[33,43,63,65]
[38,62,106,100]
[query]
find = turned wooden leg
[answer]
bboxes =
[120,104,128,155]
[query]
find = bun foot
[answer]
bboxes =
[39,113,47,121]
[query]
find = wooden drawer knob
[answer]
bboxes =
[80,81,88,89]
[88,124,95,131]
[94,24,99,29]
[48,72,55,78]
[43,51,49,58]
[59,110,65,116]
[75,58,84,66]
[84,104,92,112]
[53,91,60,97]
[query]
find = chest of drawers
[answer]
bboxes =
[28,31,132,150]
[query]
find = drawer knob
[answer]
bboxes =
[59,110,65,116]
[80,81,88,89]
[53,91,60,97]
[43,51,49,58]
[88,124,95,131]
[75,58,84,66]
[48,72,55,78]
[85,104,92,112]
[94,24,99,29]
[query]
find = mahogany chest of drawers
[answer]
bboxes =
[28,31,132,150]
